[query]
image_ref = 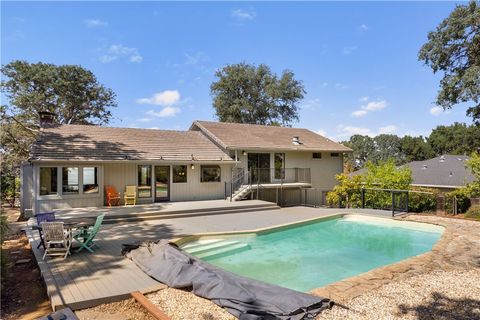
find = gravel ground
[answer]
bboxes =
[147,288,235,320]
[75,298,155,320]
[320,269,480,320]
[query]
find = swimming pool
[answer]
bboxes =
[180,215,443,292]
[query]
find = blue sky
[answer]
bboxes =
[1,1,471,141]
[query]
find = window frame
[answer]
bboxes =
[39,167,58,196]
[62,167,80,194]
[330,152,340,158]
[312,152,322,159]
[172,165,188,183]
[82,167,99,194]
[137,165,152,198]
[200,165,222,183]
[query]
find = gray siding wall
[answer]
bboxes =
[33,163,104,213]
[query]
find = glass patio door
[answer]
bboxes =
[154,166,170,202]
[248,153,271,183]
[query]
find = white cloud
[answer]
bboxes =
[334,124,398,140]
[336,125,373,137]
[231,8,256,21]
[343,46,358,55]
[99,44,142,63]
[359,24,368,31]
[301,98,321,110]
[137,117,154,123]
[378,125,397,135]
[352,110,368,117]
[359,96,369,102]
[315,129,328,137]
[335,83,350,90]
[320,82,328,88]
[352,99,388,117]
[147,106,181,118]
[136,90,180,106]
[430,106,444,116]
[363,100,388,111]
[84,19,108,27]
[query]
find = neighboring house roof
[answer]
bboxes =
[190,120,352,152]
[404,155,475,188]
[31,125,234,162]
[349,155,475,188]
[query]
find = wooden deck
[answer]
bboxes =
[26,200,277,311]
[26,221,166,311]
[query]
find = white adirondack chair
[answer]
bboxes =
[41,222,72,260]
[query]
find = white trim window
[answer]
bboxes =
[62,167,79,194]
[201,165,221,183]
[39,167,58,195]
[83,167,99,194]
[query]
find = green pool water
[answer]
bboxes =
[181,215,443,292]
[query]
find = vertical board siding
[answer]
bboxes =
[21,163,34,213]
[103,163,137,205]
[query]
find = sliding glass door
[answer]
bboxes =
[248,153,271,183]
[154,166,170,202]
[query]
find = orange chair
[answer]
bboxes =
[105,185,121,207]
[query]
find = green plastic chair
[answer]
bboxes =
[73,214,105,253]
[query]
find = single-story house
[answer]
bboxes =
[21,119,351,214]
[350,155,475,192]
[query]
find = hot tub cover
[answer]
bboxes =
[123,240,332,320]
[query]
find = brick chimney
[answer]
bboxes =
[38,111,56,128]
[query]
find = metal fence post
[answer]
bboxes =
[391,191,395,216]
[361,188,365,208]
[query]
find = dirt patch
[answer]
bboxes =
[1,233,51,320]
[75,298,156,320]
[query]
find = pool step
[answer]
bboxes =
[195,242,251,260]
[186,240,241,255]
[181,239,225,251]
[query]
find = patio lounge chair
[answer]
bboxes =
[124,185,137,206]
[73,214,105,253]
[105,185,121,207]
[35,212,55,249]
[41,222,72,260]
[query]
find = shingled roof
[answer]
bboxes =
[350,155,475,188]
[31,125,233,162]
[191,121,352,152]
[405,155,475,188]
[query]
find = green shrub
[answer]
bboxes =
[408,188,438,213]
[465,205,480,220]
[445,188,471,214]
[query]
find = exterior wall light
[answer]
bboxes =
[190,164,195,170]
[242,151,247,156]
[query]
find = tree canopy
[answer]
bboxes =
[418,1,480,123]
[343,122,480,171]
[0,60,117,206]
[210,63,305,126]
[1,60,117,127]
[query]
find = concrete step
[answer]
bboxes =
[185,240,240,255]
[100,204,280,224]
[196,242,250,260]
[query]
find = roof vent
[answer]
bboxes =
[422,165,428,170]
[292,136,301,145]
[449,171,453,176]
[439,155,445,162]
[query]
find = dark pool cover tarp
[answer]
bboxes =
[123,240,332,320]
